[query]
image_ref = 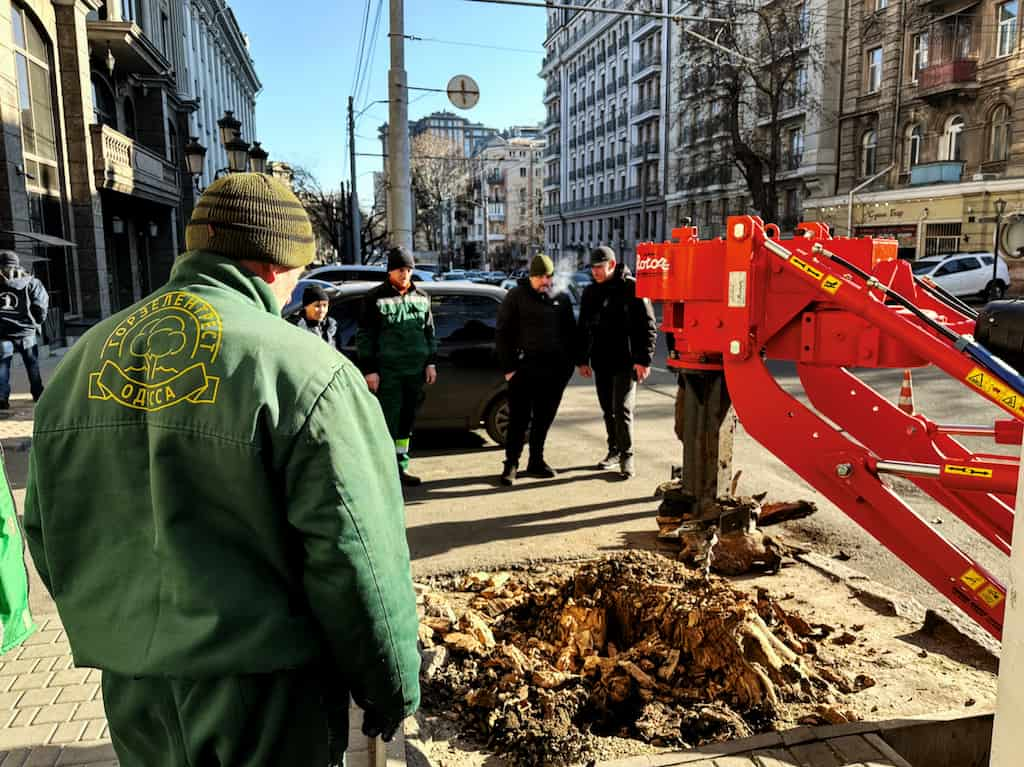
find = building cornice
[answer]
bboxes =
[806,176,1024,208]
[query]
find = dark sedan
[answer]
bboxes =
[285,281,510,445]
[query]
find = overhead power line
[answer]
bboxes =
[463,0,756,63]
[402,33,544,55]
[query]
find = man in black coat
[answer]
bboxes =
[495,253,576,486]
[576,246,657,478]
[0,251,48,409]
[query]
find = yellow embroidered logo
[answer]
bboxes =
[88,291,221,411]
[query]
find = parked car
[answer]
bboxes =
[911,252,1011,299]
[284,280,510,444]
[442,269,468,281]
[303,264,436,283]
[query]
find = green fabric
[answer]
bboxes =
[0,447,34,654]
[355,283,437,376]
[24,250,420,727]
[101,668,341,767]
[377,373,424,470]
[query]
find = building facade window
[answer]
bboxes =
[905,123,923,168]
[998,1,1018,57]
[990,104,1012,161]
[942,114,965,161]
[861,129,877,176]
[787,126,804,169]
[866,47,883,92]
[13,5,58,193]
[911,33,929,79]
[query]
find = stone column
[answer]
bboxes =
[53,0,111,318]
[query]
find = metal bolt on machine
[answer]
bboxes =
[636,216,1024,640]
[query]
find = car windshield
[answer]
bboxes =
[911,261,940,275]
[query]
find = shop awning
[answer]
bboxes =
[0,230,76,248]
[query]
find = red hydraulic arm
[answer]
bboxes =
[636,217,1022,640]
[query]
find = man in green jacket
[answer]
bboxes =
[356,247,437,487]
[23,174,421,767]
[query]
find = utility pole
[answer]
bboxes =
[347,96,361,264]
[480,162,489,270]
[387,0,413,254]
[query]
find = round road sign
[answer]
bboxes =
[447,75,480,110]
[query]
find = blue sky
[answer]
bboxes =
[236,0,547,205]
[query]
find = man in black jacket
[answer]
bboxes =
[0,251,48,409]
[496,253,576,486]
[576,246,657,478]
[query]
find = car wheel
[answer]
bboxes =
[985,280,1008,301]
[484,393,510,446]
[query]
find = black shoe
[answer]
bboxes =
[0,400,9,410]
[620,455,635,479]
[32,388,43,403]
[399,469,422,487]
[598,450,620,470]
[500,462,517,486]
[525,461,556,479]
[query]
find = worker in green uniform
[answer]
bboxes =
[23,174,421,767]
[0,446,34,655]
[356,246,437,487]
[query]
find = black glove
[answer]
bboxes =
[362,709,401,743]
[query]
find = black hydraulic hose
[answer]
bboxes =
[914,276,980,320]
[807,243,963,344]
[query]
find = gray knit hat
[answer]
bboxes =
[185,173,315,268]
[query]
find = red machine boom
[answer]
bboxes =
[636,217,1022,640]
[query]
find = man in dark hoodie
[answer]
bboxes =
[0,251,48,409]
[576,246,657,478]
[495,253,576,486]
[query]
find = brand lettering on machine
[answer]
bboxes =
[637,256,670,272]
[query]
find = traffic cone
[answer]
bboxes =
[897,369,914,415]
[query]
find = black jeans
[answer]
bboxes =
[505,363,572,465]
[595,367,637,458]
[0,341,42,401]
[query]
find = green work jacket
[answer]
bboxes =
[24,251,420,725]
[355,281,437,376]
[0,447,34,654]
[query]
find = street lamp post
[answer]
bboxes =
[184,111,271,192]
[992,197,1008,301]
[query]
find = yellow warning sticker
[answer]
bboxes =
[821,276,842,295]
[960,569,987,591]
[965,366,1024,417]
[944,464,994,479]
[788,255,824,281]
[979,585,1005,608]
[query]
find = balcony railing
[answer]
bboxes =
[783,151,803,171]
[605,119,616,132]
[569,137,577,149]
[605,158,616,170]
[633,52,661,72]
[616,152,627,165]
[569,104,578,117]
[618,74,629,89]
[918,59,978,95]
[544,144,560,157]
[586,94,596,106]
[560,185,646,213]
[595,125,605,138]
[91,123,179,206]
[486,170,504,184]
[585,129,595,141]
[909,161,964,185]
[631,141,659,157]
[543,204,561,217]
[633,97,659,116]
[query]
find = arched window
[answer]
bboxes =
[905,123,923,168]
[861,129,877,176]
[942,114,965,161]
[990,104,1012,162]
[122,97,136,139]
[12,5,58,194]
[90,74,116,129]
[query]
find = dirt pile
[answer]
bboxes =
[417,551,873,766]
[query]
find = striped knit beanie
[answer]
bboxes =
[185,173,315,268]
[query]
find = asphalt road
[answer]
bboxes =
[403,332,1013,644]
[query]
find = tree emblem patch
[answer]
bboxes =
[88,290,221,411]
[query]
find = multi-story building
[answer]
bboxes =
[540,0,670,268]
[466,135,544,268]
[400,110,499,158]
[182,0,260,187]
[665,0,844,238]
[804,0,1024,268]
[0,0,258,331]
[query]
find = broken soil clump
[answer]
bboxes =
[418,551,869,766]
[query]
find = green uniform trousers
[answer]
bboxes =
[377,371,425,470]
[101,667,344,767]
